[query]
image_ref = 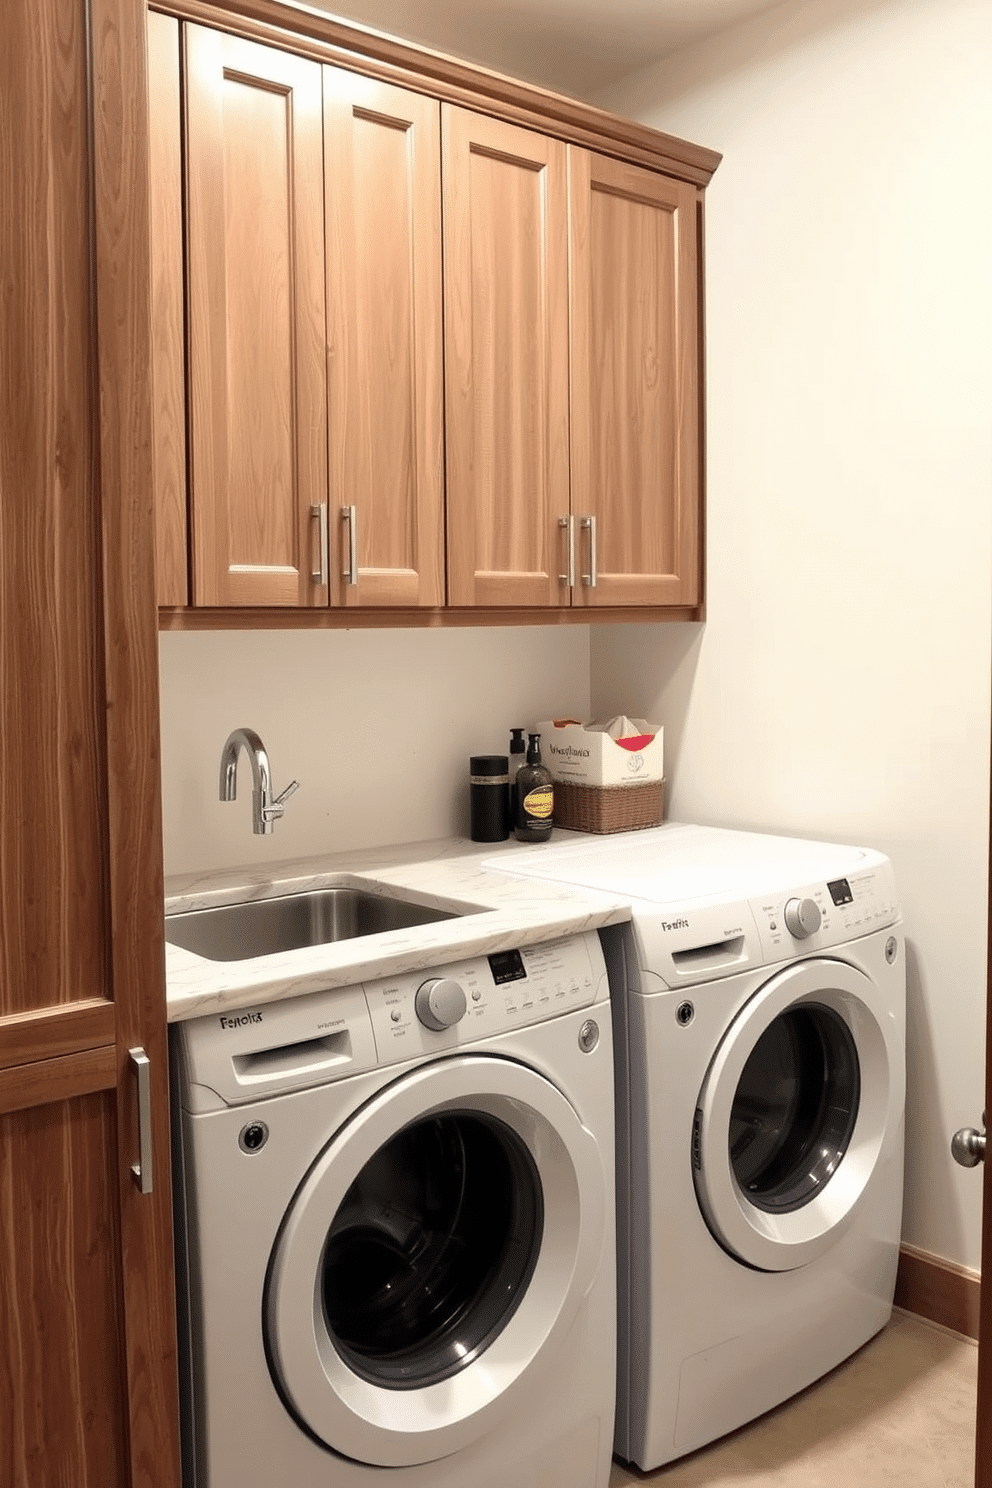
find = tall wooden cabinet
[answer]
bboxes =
[1,1,180,1484]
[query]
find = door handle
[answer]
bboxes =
[950,1111,986,1168]
[558,515,575,588]
[129,1047,153,1195]
[579,515,598,587]
[341,504,358,586]
[310,502,328,588]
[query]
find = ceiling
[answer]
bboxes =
[309,0,786,98]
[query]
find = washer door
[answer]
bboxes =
[265,1054,606,1467]
[693,958,898,1272]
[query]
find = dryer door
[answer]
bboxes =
[265,1053,607,1467]
[693,958,900,1272]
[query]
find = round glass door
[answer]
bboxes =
[265,1055,606,1467]
[730,1003,860,1214]
[693,959,898,1272]
[322,1111,543,1389]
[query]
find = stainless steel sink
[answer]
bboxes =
[165,887,464,962]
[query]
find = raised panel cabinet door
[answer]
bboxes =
[0,1092,128,1487]
[147,10,188,607]
[569,150,701,608]
[443,107,569,608]
[324,69,444,608]
[1,0,110,1023]
[185,25,328,607]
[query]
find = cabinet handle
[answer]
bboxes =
[342,505,358,586]
[558,515,575,588]
[580,515,598,587]
[310,502,328,587]
[129,1047,153,1196]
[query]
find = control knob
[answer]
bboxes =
[783,897,822,939]
[415,977,468,1031]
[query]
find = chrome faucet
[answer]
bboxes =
[219,727,299,835]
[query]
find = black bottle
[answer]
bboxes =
[514,733,554,843]
[508,727,526,823]
[469,755,510,842]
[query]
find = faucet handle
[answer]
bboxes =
[261,779,299,826]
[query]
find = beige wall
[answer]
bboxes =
[159,626,590,875]
[157,0,992,1272]
[593,0,992,1270]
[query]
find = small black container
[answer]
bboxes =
[469,755,510,842]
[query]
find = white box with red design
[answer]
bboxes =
[533,718,664,788]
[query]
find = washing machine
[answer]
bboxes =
[494,823,905,1470]
[170,930,616,1488]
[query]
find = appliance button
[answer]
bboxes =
[414,977,468,1031]
[783,896,822,939]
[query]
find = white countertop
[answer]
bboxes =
[164,831,633,1023]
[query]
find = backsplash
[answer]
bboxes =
[158,626,591,876]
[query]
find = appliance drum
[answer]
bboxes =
[322,1110,544,1389]
[693,959,896,1273]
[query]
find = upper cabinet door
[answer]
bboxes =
[148,11,188,608]
[185,26,327,607]
[569,150,701,608]
[323,70,444,607]
[443,108,569,608]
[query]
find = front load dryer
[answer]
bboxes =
[170,930,616,1488]
[495,824,906,1470]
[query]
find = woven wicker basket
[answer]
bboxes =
[554,778,665,835]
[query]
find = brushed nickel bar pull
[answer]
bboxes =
[129,1047,153,1195]
[580,515,598,587]
[310,502,328,587]
[342,504,358,586]
[558,514,575,588]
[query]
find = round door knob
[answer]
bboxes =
[415,977,468,1031]
[784,897,822,939]
[951,1116,986,1168]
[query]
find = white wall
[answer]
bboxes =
[594,0,992,1270]
[159,626,590,875]
[157,0,991,1272]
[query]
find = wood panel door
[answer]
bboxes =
[323,68,444,607]
[185,25,327,607]
[569,150,701,608]
[148,10,188,608]
[1,0,180,1483]
[443,106,570,608]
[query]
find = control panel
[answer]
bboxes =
[751,862,900,961]
[176,931,606,1108]
[632,859,900,989]
[364,934,602,1061]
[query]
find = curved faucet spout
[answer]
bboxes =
[219,727,298,835]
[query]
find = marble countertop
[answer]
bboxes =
[164,830,633,1023]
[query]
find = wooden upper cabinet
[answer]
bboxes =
[443,107,570,608]
[147,14,714,620]
[323,69,444,607]
[568,150,701,608]
[184,26,327,607]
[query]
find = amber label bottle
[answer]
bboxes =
[514,733,554,843]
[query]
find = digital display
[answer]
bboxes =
[827,878,853,907]
[488,948,527,985]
